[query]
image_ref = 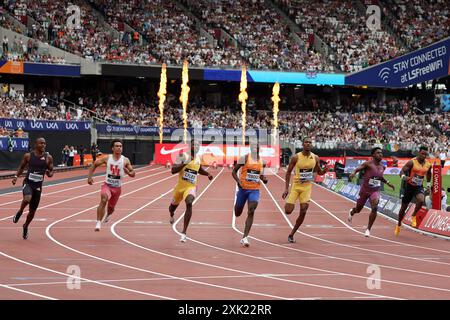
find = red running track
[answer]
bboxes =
[0,165,449,300]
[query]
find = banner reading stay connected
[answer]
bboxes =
[346,37,449,88]
[0,118,91,132]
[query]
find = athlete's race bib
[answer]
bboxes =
[106,174,121,187]
[298,169,314,182]
[182,168,198,184]
[368,177,382,188]
[411,175,424,186]
[245,169,261,183]
[369,177,381,188]
[28,172,44,182]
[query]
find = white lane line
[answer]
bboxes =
[1,169,176,300]
[0,283,57,300]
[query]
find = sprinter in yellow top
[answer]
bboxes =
[395,146,432,235]
[282,137,327,243]
[169,140,213,243]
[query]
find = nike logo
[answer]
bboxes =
[160,146,185,155]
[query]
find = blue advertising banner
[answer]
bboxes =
[347,184,361,201]
[383,197,402,220]
[341,183,353,198]
[0,118,91,132]
[96,124,270,137]
[24,63,81,77]
[204,69,345,85]
[320,178,401,220]
[0,137,29,151]
[378,193,391,211]
[346,37,450,88]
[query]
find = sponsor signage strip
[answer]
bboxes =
[321,177,449,238]
[154,143,280,167]
[0,118,91,132]
[96,124,270,137]
[0,137,29,151]
[432,165,442,210]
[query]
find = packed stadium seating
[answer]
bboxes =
[1,91,449,153]
[381,0,449,50]
[3,0,443,70]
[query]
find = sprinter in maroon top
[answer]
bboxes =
[348,147,394,237]
[12,137,54,239]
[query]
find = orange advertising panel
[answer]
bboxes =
[0,61,24,74]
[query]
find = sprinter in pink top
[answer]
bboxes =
[87,139,135,231]
[348,147,395,237]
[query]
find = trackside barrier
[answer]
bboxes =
[320,176,450,239]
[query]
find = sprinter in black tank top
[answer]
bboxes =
[12,137,54,239]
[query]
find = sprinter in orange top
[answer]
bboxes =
[232,143,268,247]
[395,146,432,235]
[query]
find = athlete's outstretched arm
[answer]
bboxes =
[12,153,30,185]
[380,175,395,190]
[87,156,107,184]
[199,165,213,180]
[282,155,297,199]
[124,158,135,177]
[349,161,369,181]
[400,160,413,180]
[46,154,54,178]
[314,155,328,175]
[232,156,246,188]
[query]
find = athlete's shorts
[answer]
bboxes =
[286,183,312,204]
[235,188,260,209]
[101,183,122,209]
[22,180,42,212]
[356,189,380,208]
[401,183,424,204]
[171,186,196,205]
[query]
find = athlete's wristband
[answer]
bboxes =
[426,182,431,188]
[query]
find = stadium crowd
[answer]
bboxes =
[94,0,244,67]
[3,0,156,64]
[0,91,449,153]
[1,0,447,71]
[181,0,332,71]
[275,0,404,72]
[382,0,449,50]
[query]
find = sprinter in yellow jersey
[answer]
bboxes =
[282,138,327,243]
[169,140,213,243]
[232,143,268,247]
[395,146,432,235]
